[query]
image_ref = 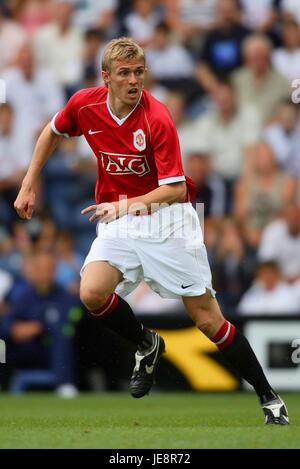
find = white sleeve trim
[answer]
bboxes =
[51,112,70,138]
[158,176,186,186]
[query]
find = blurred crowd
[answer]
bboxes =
[1,0,300,393]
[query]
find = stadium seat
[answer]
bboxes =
[9,370,56,394]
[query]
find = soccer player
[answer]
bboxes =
[14,37,288,424]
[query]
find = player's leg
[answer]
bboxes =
[183,291,289,425]
[81,261,165,397]
[80,261,154,350]
[80,260,122,310]
[80,228,165,398]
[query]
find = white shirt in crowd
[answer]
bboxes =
[124,10,162,44]
[188,105,262,180]
[2,67,64,140]
[272,48,300,84]
[0,127,31,180]
[282,0,300,26]
[176,0,217,28]
[33,23,83,86]
[0,269,13,302]
[0,20,27,72]
[240,0,275,29]
[238,280,300,315]
[258,219,300,279]
[146,44,195,80]
[73,0,117,31]
[263,123,294,168]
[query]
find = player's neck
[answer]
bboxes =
[108,93,141,120]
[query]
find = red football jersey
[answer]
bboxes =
[51,86,195,203]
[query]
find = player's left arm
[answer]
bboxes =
[81,182,187,222]
[128,181,187,207]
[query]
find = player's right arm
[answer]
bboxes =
[15,90,83,220]
[14,122,62,219]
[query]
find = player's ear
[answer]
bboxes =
[102,70,109,87]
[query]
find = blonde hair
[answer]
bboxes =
[102,37,145,72]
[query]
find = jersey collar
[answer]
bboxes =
[106,91,142,126]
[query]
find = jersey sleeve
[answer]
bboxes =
[51,92,82,138]
[151,109,185,186]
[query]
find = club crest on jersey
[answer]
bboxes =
[133,129,146,151]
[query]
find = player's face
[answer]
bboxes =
[104,59,146,107]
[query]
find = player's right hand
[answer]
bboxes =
[14,185,36,220]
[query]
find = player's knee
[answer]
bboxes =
[195,311,225,338]
[196,316,216,337]
[79,285,108,310]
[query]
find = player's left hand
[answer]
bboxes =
[81,201,127,223]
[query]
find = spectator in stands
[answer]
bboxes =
[164,91,195,161]
[184,150,226,218]
[0,102,31,179]
[124,0,162,48]
[240,0,276,30]
[272,18,300,83]
[55,230,84,294]
[281,0,300,27]
[284,127,300,178]
[165,0,217,47]
[234,142,296,249]
[0,103,32,228]
[5,218,56,302]
[0,267,13,315]
[0,3,27,72]
[1,250,81,396]
[82,28,105,88]
[143,69,168,103]
[238,260,300,315]
[195,0,251,93]
[213,217,253,312]
[203,217,219,266]
[258,203,300,283]
[189,81,261,211]
[14,0,53,36]
[146,21,199,103]
[73,0,117,37]
[263,100,300,169]
[32,0,83,96]
[231,34,290,123]
[240,0,281,43]
[35,217,57,251]
[3,228,38,304]
[0,224,29,279]
[2,43,64,154]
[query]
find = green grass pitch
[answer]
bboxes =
[0,392,299,448]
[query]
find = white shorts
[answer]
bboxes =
[81,203,215,299]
